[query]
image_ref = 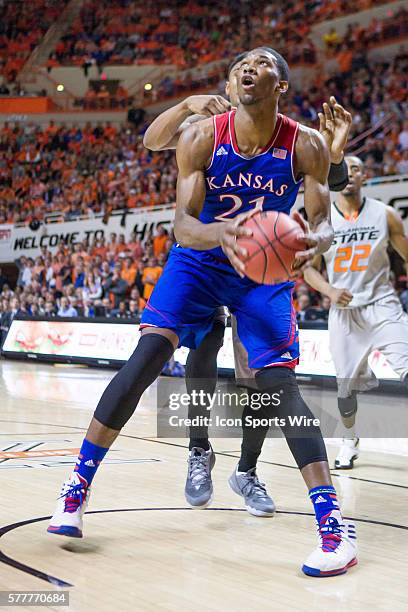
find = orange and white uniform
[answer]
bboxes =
[324,197,408,396]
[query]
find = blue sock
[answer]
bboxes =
[309,485,341,527]
[74,438,109,485]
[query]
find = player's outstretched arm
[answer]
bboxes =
[319,96,352,192]
[303,256,353,307]
[293,127,334,268]
[143,95,230,151]
[387,206,408,265]
[174,121,252,276]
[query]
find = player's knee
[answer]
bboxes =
[338,392,358,419]
[186,321,225,372]
[198,320,225,354]
[94,334,174,429]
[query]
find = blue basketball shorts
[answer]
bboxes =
[140,247,299,369]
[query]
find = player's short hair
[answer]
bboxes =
[227,47,290,83]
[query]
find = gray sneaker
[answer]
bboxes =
[185,446,216,508]
[229,466,275,517]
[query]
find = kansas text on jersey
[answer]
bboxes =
[182,109,302,260]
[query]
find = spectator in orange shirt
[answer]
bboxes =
[92,237,108,259]
[127,232,144,259]
[121,257,137,286]
[142,257,162,300]
[114,234,128,257]
[153,226,169,257]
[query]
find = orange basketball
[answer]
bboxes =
[236,210,307,284]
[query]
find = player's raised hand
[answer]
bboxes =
[186,95,231,117]
[318,96,352,164]
[219,209,257,277]
[329,287,353,307]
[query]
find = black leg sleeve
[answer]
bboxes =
[255,367,328,470]
[94,334,174,430]
[239,389,270,471]
[185,321,225,449]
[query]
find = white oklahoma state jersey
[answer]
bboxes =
[324,197,394,308]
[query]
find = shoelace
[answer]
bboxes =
[241,472,269,500]
[319,516,343,552]
[189,454,209,485]
[59,482,86,514]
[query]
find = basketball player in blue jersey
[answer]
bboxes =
[48,47,357,577]
[143,53,352,514]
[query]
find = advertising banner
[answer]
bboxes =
[2,318,398,381]
[0,205,176,262]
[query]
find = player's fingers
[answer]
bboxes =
[237,207,258,224]
[223,232,248,258]
[323,102,333,122]
[234,225,252,239]
[297,234,318,248]
[329,95,337,106]
[294,246,318,263]
[206,102,222,116]
[333,102,345,120]
[210,101,227,115]
[200,106,215,117]
[226,249,246,277]
[291,211,309,233]
[215,96,231,111]
[318,112,326,133]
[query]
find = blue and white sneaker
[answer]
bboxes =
[185,446,216,508]
[302,512,357,577]
[47,473,90,538]
[229,465,275,516]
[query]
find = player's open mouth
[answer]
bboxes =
[241,75,256,89]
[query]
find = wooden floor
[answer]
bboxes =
[1,361,407,612]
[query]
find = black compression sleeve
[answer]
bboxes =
[328,158,348,192]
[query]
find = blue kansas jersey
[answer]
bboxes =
[141,110,302,370]
[181,109,303,260]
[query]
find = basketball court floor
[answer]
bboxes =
[1,361,407,611]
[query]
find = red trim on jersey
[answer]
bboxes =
[263,358,299,369]
[274,114,299,152]
[214,111,231,146]
[206,115,219,171]
[229,110,283,157]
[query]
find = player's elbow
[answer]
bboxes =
[143,130,161,151]
[173,220,188,247]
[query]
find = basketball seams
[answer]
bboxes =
[274,212,304,252]
[239,215,301,260]
[253,214,292,279]
[237,211,303,283]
